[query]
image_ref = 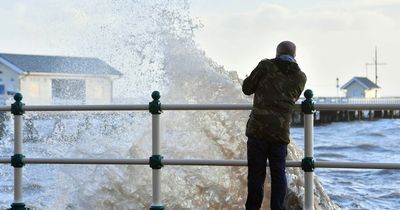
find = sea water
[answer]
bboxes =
[291,119,400,210]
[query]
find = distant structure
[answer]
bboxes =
[341,77,380,98]
[336,77,340,97]
[0,53,122,104]
[365,47,386,98]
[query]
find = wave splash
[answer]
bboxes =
[0,1,339,209]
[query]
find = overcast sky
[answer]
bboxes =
[190,0,400,96]
[0,1,399,97]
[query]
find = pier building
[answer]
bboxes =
[341,77,380,98]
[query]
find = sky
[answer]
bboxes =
[190,0,400,96]
[0,1,399,97]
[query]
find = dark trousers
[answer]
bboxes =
[246,137,287,210]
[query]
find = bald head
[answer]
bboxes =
[276,41,296,57]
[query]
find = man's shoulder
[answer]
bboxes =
[298,68,307,80]
[260,58,273,64]
[258,58,275,69]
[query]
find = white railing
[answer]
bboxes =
[1,91,400,210]
[309,97,400,104]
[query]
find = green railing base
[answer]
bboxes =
[150,205,165,210]
[8,203,29,210]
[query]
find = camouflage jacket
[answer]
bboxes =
[242,58,307,144]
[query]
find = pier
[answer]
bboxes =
[292,97,400,126]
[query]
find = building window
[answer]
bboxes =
[93,83,104,99]
[0,84,5,95]
[52,79,86,102]
[30,83,40,97]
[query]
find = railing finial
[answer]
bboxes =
[151,91,161,101]
[304,89,313,99]
[149,91,162,115]
[11,93,25,115]
[302,89,315,114]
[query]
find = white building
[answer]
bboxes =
[341,77,380,98]
[0,53,122,104]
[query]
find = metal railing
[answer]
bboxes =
[1,90,400,210]
[309,97,400,104]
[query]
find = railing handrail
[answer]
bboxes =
[1,158,400,169]
[0,103,400,112]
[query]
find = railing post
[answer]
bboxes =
[9,93,29,210]
[301,89,315,210]
[149,91,164,210]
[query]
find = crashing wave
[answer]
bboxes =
[0,1,339,209]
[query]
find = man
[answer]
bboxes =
[242,41,307,210]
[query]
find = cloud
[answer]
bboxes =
[193,2,400,96]
[221,3,396,32]
[320,0,400,8]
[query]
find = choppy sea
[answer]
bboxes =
[291,119,400,210]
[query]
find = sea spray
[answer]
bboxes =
[0,1,339,209]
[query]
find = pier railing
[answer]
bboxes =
[307,96,400,104]
[1,90,400,210]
